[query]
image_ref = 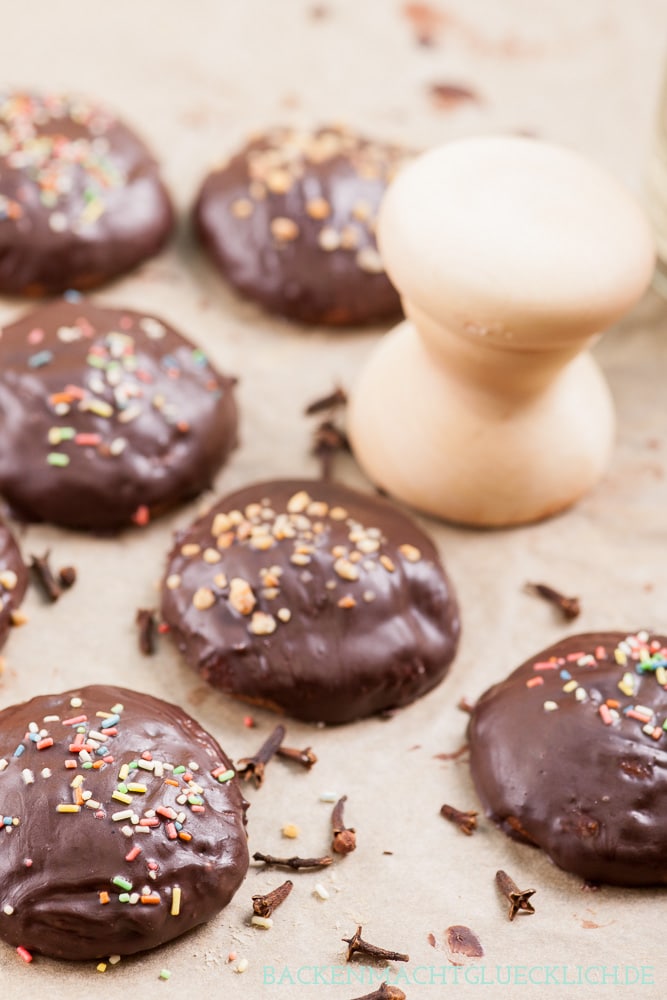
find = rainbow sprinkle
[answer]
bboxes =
[0,691,236,923]
[0,91,122,232]
[23,317,221,494]
[535,631,667,741]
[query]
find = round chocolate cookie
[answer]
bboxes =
[468,630,667,886]
[0,300,238,531]
[0,90,173,295]
[161,479,460,724]
[0,519,27,648]
[0,685,249,960]
[194,125,408,325]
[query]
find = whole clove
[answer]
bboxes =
[252,879,293,918]
[304,385,347,415]
[457,697,476,715]
[440,803,478,835]
[433,743,469,761]
[525,581,581,621]
[276,744,318,769]
[312,419,350,481]
[349,986,406,1000]
[305,383,350,481]
[29,551,62,603]
[58,566,77,589]
[237,724,285,788]
[135,608,156,655]
[332,795,356,854]
[343,926,409,963]
[313,419,350,454]
[495,869,536,921]
[253,852,333,871]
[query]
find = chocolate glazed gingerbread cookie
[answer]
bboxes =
[468,631,667,886]
[161,479,460,724]
[0,685,249,961]
[0,91,173,295]
[0,301,238,531]
[195,125,408,325]
[0,520,27,648]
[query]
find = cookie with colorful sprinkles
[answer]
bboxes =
[468,631,667,886]
[0,685,249,961]
[194,125,409,325]
[0,300,238,531]
[0,90,173,295]
[0,519,27,648]
[160,478,460,724]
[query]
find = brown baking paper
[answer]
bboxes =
[0,1,666,997]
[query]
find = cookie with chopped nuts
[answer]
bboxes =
[161,479,460,723]
[0,685,249,960]
[0,519,27,649]
[468,631,667,886]
[0,90,173,295]
[0,300,238,530]
[194,125,408,325]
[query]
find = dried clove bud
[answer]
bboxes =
[29,551,62,603]
[343,925,409,963]
[252,879,293,917]
[433,744,469,761]
[457,697,476,715]
[332,795,356,854]
[440,803,478,835]
[58,566,77,589]
[304,385,348,415]
[237,724,285,788]
[525,581,581,621]
[276,744,318,769]
[495,869,536,921]
[253,852,333,871]
[135,608,156,655]
[312,419,350,481]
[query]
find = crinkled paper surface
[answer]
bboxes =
[0,1,666,997]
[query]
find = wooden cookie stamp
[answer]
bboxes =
[348,136,655,526]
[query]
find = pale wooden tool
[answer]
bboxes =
[348,136,655,527]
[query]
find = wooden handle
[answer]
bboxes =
[349,137,654,527]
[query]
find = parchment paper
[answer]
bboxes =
[0,1,666,997]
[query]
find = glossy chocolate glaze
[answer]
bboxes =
[0,519,27,648]
[0,91,173,295]
[468,631,667,886]
[161,479,460,724]
[0,685,249,960]
[194,125,407,326]
[0,300,238,531]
